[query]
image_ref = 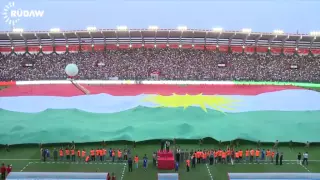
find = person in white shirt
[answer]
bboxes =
[302,152,308,166]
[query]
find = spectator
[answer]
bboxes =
[0,50,319,82]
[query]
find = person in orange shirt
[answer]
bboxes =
[71,148,75,162]
[221,151,227,164]
[186,158,190,172]
[234,151,239,163]
[271,151,275,163]
[99,149,104,162]
[218,149,222,164]
[249,149,254,163]
[134,155,139,169]
[96,149,100,162]
[117,150,122,162]
[77,149,81,161]
[112,150,116,162]
[245,149,249,162]
[90,149,95,161]
[102,149,107,161]
[266,149,271,162]
[65,148,70,161]
[59,148,64,161]
[202,151,207,164]
[85,155,90,163]
[82,149,86,161]
[239,150,243,162]
[226,148,231,163]
[213,150,218,164]
[255,149,260,163]
[196,150,201,164]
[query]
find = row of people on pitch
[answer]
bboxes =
[188,149,278,164]
[58,148,128,161]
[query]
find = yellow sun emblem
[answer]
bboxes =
[142,93,240,113]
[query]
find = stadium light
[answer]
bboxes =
[11,46,14,49]
[177,26,188,31]
[50,28,60,33]
[117,26,128,31]
[12,28,24,33]
[310,31,320,36]
[129,44,132,48]
[39,45,42,49]
[87,26,97,31]
[148,26,159,31]
[273,29,284,34]
[212,27,223,32]
[242,28,252,33]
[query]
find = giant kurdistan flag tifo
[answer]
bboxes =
[0,82,320,144]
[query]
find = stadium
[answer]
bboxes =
[1,0,320,180]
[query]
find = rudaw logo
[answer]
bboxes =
[2,2,44,26]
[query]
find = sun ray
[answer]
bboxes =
[142,93,240,114]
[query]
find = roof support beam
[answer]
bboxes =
[179,31,183,45]
[166,31,170,46]
[310,37,316,48]
[295,35,302,48]
[140,30,144,46]
[20,33,27,47]
[63,33,68,46]
[88,32,94,45]
[100,31,106,45]
[35,33,41,46]
[75,32,80,46]
[204,32,208,46]
[268,35,277,47]
[255,34,262,46]
[48,33,55,46]
[191,31,194,45]
[216,32,221,46]
[115,31,119,46]
[281,35,290,48]
[243,34,249,46]
[153,30,156,46]
[228,32,236,46]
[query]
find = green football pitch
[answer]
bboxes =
[1,143,320,180]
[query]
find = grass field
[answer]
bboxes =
[1,143,320,180]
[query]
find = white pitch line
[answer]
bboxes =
[20,162,32,172]
[121,164,126,180]
[206,163,213,180]
[300,164,311,172]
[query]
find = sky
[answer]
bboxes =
[0,0,319,33]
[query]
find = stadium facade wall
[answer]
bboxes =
[1,44,320,55]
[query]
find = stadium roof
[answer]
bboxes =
[0,29,319,48]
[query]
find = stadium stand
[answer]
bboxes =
[0,29,319,82]
[0,49,319,82]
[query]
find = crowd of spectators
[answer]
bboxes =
[0,48,319,82]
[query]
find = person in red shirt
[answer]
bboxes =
[1,163,6,179]
[111,172,116,180]
[7,164,12,175]
[107,173,110,180]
